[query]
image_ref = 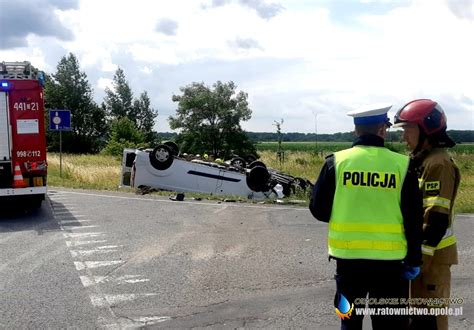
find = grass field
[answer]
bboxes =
[47,147,474,213]
[256,141,474,154]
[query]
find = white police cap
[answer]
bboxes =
[347,103,392,126]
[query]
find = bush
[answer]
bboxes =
[102,117,147,156]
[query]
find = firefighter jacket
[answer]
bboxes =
[309,134,423,266]
[413,147,460,265]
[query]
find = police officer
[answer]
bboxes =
[394,99,460,330]
[309,104,423,330]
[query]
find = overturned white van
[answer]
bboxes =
[120,144,311,200]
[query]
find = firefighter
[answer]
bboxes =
[309,104,423,330]
[394,99,460,330]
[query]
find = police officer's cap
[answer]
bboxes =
[347,103,392,127]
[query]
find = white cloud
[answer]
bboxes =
[0,0,472,133]
[140,66,153,75]
[96,77,113,91]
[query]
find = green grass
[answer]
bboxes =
[47,149,474,213]
[256,141,474,154]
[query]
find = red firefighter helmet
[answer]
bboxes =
[394,99,447,136]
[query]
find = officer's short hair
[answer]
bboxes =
[355,122,386,136]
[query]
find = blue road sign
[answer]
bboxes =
[50,109,71,131]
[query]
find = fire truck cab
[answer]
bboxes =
[0,61,47,209]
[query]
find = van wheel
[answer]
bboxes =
[248,160,266,169]
[294,177,308,190]
[230,157,246,169]
[163,141,180,156]
[246,166,271,192]
[282,184,292,197]
[245,154,257,164]
[149,144,174,170]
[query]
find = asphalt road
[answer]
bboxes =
[0,189,472,329]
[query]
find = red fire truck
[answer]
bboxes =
[0,61,47,209]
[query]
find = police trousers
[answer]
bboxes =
[334,259,408,330]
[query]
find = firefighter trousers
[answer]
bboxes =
[410,263,452,330]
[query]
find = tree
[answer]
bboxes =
[104,69,158,145]
[169,81,256,158]
[44,53,107,153]
[103,67,134,119]
[132,91,158,144]
[102,117,146,156]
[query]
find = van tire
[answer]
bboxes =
[245,154,257,164]
[149,144,174,170]
[294,177,308,190]
[246,166,271,192]
[230,157,246,169]
[163,141,180,156]
[248,160,266,169]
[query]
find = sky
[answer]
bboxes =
[0,0,473,134]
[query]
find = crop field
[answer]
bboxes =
[256,141,474,154]
[47,145,474,213]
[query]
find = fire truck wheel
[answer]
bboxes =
[149,144,174,170]
[246,165,271,192]
[248,160,266,169]
[163,141,180,156]
[30,194,44,210]
[230,157,246,168]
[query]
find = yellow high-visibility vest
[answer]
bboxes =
[329,146,410,260]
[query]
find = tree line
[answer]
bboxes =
[43,53,256,158]
[44,53,158,155]
[43,53,473,159]
[161,130,474,143]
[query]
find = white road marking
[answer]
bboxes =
[62,225,99,230]
[79,275,150,287]
[55,190,309,211]
[53,211,77,215]
[63,232,105,238]
[74,260,124,270]
[90,293,157,307]
[66,240,108,247]
[71,249,118,257]
[130,316,171,324]
[53,206,77,210]
[123,279,150,284]
[59,219,92,225]
[59,218,89,222]
[49,191,162,327]
[80,276,107,287]
[99,316,171,328]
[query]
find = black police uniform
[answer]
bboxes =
[309,134,424,330]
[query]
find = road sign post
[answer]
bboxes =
[50,110,72,178]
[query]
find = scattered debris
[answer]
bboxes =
[169,193,185,201]
[136,185,157,195]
